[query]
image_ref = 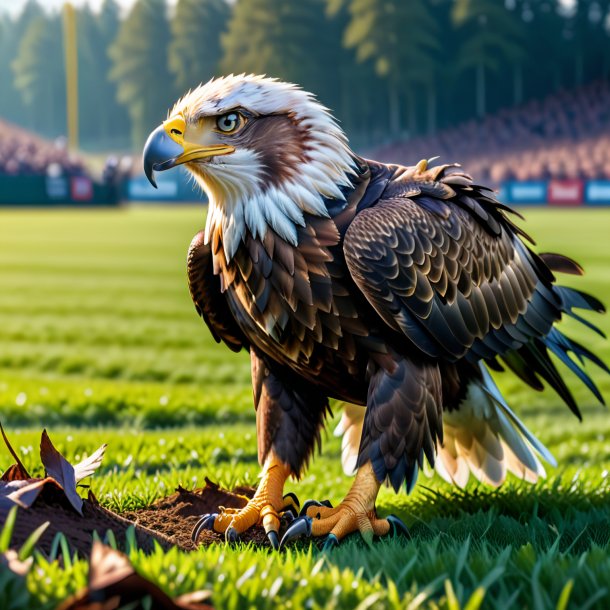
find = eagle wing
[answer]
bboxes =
[343,162,562,363]
[187,230,247,353]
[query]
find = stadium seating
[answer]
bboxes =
[373,80,610,188]
[0,119,86,177]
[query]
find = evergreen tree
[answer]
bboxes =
[169,0,230,92]
[325,0,385,145]
[90,0,130,148]
[343,0,439,135]
[452,0,525,117]
[221,0,331,96]
[12,13,66,137]
[108,0,175,149]
[0,0,43,128]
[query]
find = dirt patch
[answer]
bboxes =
[124,478,262,550]
[1,427,282,556]
[7,486,176,556]
[7,478,282,556]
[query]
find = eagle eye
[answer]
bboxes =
[216,112,244,134]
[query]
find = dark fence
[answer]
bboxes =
[0,174,119,206]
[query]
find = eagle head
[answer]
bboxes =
[143,74,357,260]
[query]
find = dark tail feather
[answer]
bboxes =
[555,285,607,338]
[501,277,608,418]
[501,339,583,420]
[543,327,608,406]
[538,252,584,276]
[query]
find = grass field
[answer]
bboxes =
[1,206,609,609]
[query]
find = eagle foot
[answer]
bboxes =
[192,493,299,548]
[280,462,409,549]
[192,454,295,549]
[279,506,400,549]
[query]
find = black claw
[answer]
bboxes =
[279,516,312,549]
[282,492,300,509]
[225,527,240,543]
[299,499,333,517]
[322,534,339,551]
[282,509,296,523]
[386,515,410,539]
[192,513,218,543]
[267,530,280,550]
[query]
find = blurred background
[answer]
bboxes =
[1,0,610,205]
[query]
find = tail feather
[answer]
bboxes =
[538,252,584,276]
[502,338,582,419]
[555,285,606,338]
[435,363,553,489]
[334,403,365,476]
[543,327,608,405]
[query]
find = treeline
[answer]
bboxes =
[1,0,609,151]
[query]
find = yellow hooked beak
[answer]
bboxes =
[143,114,235,188]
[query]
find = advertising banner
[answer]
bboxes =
[547,179,584,206]
[504,181,548,204]
[70,176,94,201]
[585,180,610,205]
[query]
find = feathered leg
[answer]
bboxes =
[281,356,442,548]
[193,349,329,548]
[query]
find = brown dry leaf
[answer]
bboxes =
[5,477,64,509]
[57,542,214,610]
[0,422,30,480]
[40,430,83,515]
[1,463,30,482]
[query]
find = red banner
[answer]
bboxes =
[547,179,584,206]
[70,176,93,201]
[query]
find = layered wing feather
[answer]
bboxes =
[344,163,562,363]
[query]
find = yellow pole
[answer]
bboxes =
[63,2,79,151]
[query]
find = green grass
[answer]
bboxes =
[1,206,610,609]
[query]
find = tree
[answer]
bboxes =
[108,0,175,149]
[0,0,44,128]
[76,0,130,148]
[452,0,525,117]
[343,0,439,136]
[169,0,230,93]
[221,0,331,96]
[12,13,66,136]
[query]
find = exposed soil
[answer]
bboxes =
[8,484,175,556]
[8,477,282,557]
[123,478,269,551]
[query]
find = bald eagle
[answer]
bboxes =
[143,75,608,549]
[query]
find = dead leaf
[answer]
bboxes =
[0,422,30,480]
[0,549,33,577]
[74,444,107,484]
[174,591,214,610]
[1,463,30,482]
[4,477,63,509]
[40,430,83,515]
[57,542,214,610]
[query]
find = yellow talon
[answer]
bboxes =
[193,451,291,546]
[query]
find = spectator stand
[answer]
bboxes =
[371,80,610,206]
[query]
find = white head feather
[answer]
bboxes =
[171,74,358,260]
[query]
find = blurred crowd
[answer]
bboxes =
[0,119,87,177]
[374,80,610,187]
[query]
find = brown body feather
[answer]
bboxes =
[188,157,607,490]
